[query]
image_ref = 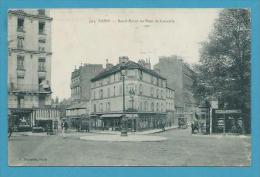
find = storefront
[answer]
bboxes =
[9,108,33,132]
[212,109,242,133]
[90,113,166,132]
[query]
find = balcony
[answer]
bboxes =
[9,83,51,94]
[16,68,25,78]
[17,27,25,33]
[38,69,47,78]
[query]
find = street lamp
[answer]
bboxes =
[120,62,127,136]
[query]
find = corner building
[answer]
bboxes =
[8,10,59,131]
[90,57,175,131]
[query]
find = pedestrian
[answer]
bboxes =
[61,119,67,138]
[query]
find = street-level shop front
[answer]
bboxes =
[90,112,167,132]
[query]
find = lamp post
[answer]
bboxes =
[120,62,127,136]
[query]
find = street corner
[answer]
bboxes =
[79,134,167,142]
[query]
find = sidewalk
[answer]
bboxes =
[11,125,178,137]
[80,134,167,142]
[191,133,251,139]
[89,125,178,135]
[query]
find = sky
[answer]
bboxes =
[50,8,221,100]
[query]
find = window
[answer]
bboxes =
[93,104,96,113]
[39,21,45,34]
[38,58,45,71]
[161,90,163,98]
[128,69,135,77]
[150,87,154,97]
[17,95,24,108]
[17,36,24,49]
[144,101,148,111]
[39,39,46,43]
[138,70,143,80]
[156,89,159,98]
[38,9,45,16]
[139,101,143,111]
[17,18,24,31]
[17,55,24,70]
[39,46,45,52]
[107,87,110,97]
[156,78,159,86]
[107,102,111,112]
[93,91,96,99]
[99,89,103,99]
[38,39,46,51]
[99,103,103,112]
[113,86,116,96]
[151,102,154,112]
[139,84,143,95]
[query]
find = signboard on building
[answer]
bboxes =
[215,110,242,114]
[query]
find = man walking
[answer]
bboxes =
[61,119,68,138]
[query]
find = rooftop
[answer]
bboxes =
[91,60,166,82]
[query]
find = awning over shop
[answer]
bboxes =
[100,114,138,119]
[100,114,122,118]
[36,117,58,121]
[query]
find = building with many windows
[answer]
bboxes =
[90,57,175,131]
[154,55,196,122]
[70,64,104,102]
[8,9,58,131]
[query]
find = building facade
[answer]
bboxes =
[70,64,103,102]
[90,57,175,131]
[154,55,196,122]
[65,102,90,130]
[8,9,57,131]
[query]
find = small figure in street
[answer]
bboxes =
[191,117,199,134]
[61,119,68,138]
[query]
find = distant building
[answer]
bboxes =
[70,64,103,102]
[65,101,90,130]
[90,56,175,131]
[154,55,196,121]
[8,9,59,131]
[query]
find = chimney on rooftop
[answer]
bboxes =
[119,56,129,64]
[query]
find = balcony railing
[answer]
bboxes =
[9,83,51,93]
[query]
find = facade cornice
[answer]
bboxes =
[8,10,53,21]
[9,48,52,55]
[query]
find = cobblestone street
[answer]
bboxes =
[8,128,251,166]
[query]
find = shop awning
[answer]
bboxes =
[100,114,123,118]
